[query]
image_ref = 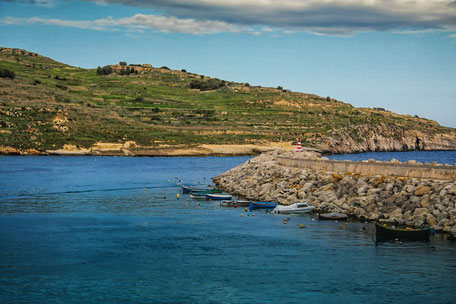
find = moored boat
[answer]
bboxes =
[182,185,204,193]
[272,202,315,214]
[190,193,207,199]
[249,201,278,210]
[219,200,251,208]
[182,185,222,194]
[318,212,348,220]
[205,193,232,200]
[375,223,430,242]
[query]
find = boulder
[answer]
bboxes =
[420,195,431,208]
[414,185,432,196]
[389,208,403,221]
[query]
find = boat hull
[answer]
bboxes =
[318,212,348,220]
[220,200,251,207]
[182,185,222,194]
[272,207,315,214]
[249,202,278,210]
[375,224,430,242]
[272,203,315,214]
[205,194,232,200]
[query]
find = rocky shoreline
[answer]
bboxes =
[213,151,456,238]
[0,142,293,157]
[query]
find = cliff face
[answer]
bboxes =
[319,123,456,154]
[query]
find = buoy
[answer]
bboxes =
[177,194,180,199]
[241,214,244,217]
[345,222,348,226]
[300,224,305,229]
[252,214,255,217]
[245,208,248,212]
[339,225,344,229]
[143,188,146,191]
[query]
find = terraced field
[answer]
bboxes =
[0,47,454,153]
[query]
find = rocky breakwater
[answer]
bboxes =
[213,151,456,238]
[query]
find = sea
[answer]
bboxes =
[1,151,456,303]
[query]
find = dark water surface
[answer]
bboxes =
[1,155,456,303]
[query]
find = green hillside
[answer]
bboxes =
[0,47,454,152]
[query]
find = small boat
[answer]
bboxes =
[182,185,222,194]
[249,201,278,210]
[205,193,232,200]
[190,193,207,199]
[375,223,430,242]
[182,185,204,193]
[272,202,315,214]
[219,200,251,208]
[233,200,251,207]
[318,212,348,220]
[220,200,239,208]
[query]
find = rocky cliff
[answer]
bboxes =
[319,123,456,154]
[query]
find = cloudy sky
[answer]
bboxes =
[1,0,455,127]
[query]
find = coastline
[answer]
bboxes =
[1,142,455,157]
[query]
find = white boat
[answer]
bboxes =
[190,193,207,199]
[271,202,315,214]
[205,193,232,200]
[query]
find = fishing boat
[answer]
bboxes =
[219,200,251,208]
[272,202,315,214]
[182,185,223,194]
[249,201,278,210]
[318,212,348,220]
[190,193,207,199]
[375,223,430,242]
[232,200,251,207]
[205,193,232,200]
[182,185,204,193]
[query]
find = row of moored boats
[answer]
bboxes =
[182,185,432,242]
[182,185,348,220]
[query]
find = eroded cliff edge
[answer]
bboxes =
[213,151,456,238]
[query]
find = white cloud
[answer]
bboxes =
[79,0,456,36]
[0,14,247,34]
[2,0,456,36]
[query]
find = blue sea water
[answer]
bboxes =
[1,154,456,304]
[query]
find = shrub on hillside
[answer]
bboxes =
[189,79,226,91]
[96,65,113,75]
[0,68,15,79]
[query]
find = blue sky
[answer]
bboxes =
[1,0,455,128]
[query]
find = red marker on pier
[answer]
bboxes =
[296,138,302,152]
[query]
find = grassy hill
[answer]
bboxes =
[0,47,455,154]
